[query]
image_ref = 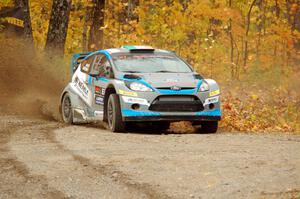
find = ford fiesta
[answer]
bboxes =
[60,46,221,133]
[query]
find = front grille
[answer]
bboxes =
[156,87,195,90]
[149,95,204,112]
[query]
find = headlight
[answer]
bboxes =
[198,81,209,92]
[129,82,153,92]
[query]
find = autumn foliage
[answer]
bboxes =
[0,0,299,132]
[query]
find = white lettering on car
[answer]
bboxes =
[75,77,89,98]
[203,96,219,106]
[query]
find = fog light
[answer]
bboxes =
[209,103,215,110]
[131,103,140,110]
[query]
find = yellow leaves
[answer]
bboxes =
[0,0,14,9]
[251,94,258,100]
[290,3,299,14]
[99,24,108,30]
[90,43,95,49]
[220,88,298,133]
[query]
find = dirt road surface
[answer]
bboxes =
[1,114,300,199]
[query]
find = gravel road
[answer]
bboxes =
[0,115,300,199]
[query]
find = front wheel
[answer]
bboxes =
[107,94,126,132]
[198,121,218,134]
[61,93,73,124]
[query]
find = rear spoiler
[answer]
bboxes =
[70,52,90,75]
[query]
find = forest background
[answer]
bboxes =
[0,0,300,132]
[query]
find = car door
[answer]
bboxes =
[72,55,96,107]
[93,54,111,110]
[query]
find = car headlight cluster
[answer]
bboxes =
[129,82,153,92]
[198,81,209,92]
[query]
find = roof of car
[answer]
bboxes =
[105,46,171,54]
[82,46,173,60]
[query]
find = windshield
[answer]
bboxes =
[112,53,193,73]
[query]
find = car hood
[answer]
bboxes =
[129,73,200,88]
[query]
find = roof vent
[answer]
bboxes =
[122,45,155,53]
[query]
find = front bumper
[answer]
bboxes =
[121,108,221,122]
[124,115,221,122]
[118,86,221,122]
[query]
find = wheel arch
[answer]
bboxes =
[59,84,78,114]
[103,84,117,122]
[59,91,69,114]
[205,79,220,91]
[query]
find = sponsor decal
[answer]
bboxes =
[118,90,138,97]
[209,89,220,97]
[170,85,181,91]
[203,96,219,106]
[95,94,104,105]
[94,86,105,105]
[74,77,89,98]
[95,86,105,96]
[121,96,150,106]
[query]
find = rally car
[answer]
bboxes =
[60,46,221,133]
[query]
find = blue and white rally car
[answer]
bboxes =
[60,46,221,133]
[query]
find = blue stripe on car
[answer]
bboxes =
[158,79,202,94]
[120,77,156,91]
[196,79,203,91]
[98,50,112,59]
[83,50,112,60]
[97,77,109,82]
[88,75,93,85]
[122,109,221,117]
[157,88,196,95]
[122,109,161,117]
[195,109,221,116]
[120,78,203,95]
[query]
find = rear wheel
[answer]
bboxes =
[107,94,126,132]
[61,93,73,124]
[198,121,218,134]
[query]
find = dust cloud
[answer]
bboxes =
[0,36,69,121]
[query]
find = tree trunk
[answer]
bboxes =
[256,0,265,59]
[88,0,105,51]
[45,0,72,55]
[243,0,256,69]
[227,0,240,79]
[127,0,139,20]
[82,4,93,52]
[228,0,234,78]
[274,0,280,18]
[286,0,300,50]
[15,0,33,41]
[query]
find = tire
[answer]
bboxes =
[198,121,218,134]
[107,94,126,132]
[61,93,73,124]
